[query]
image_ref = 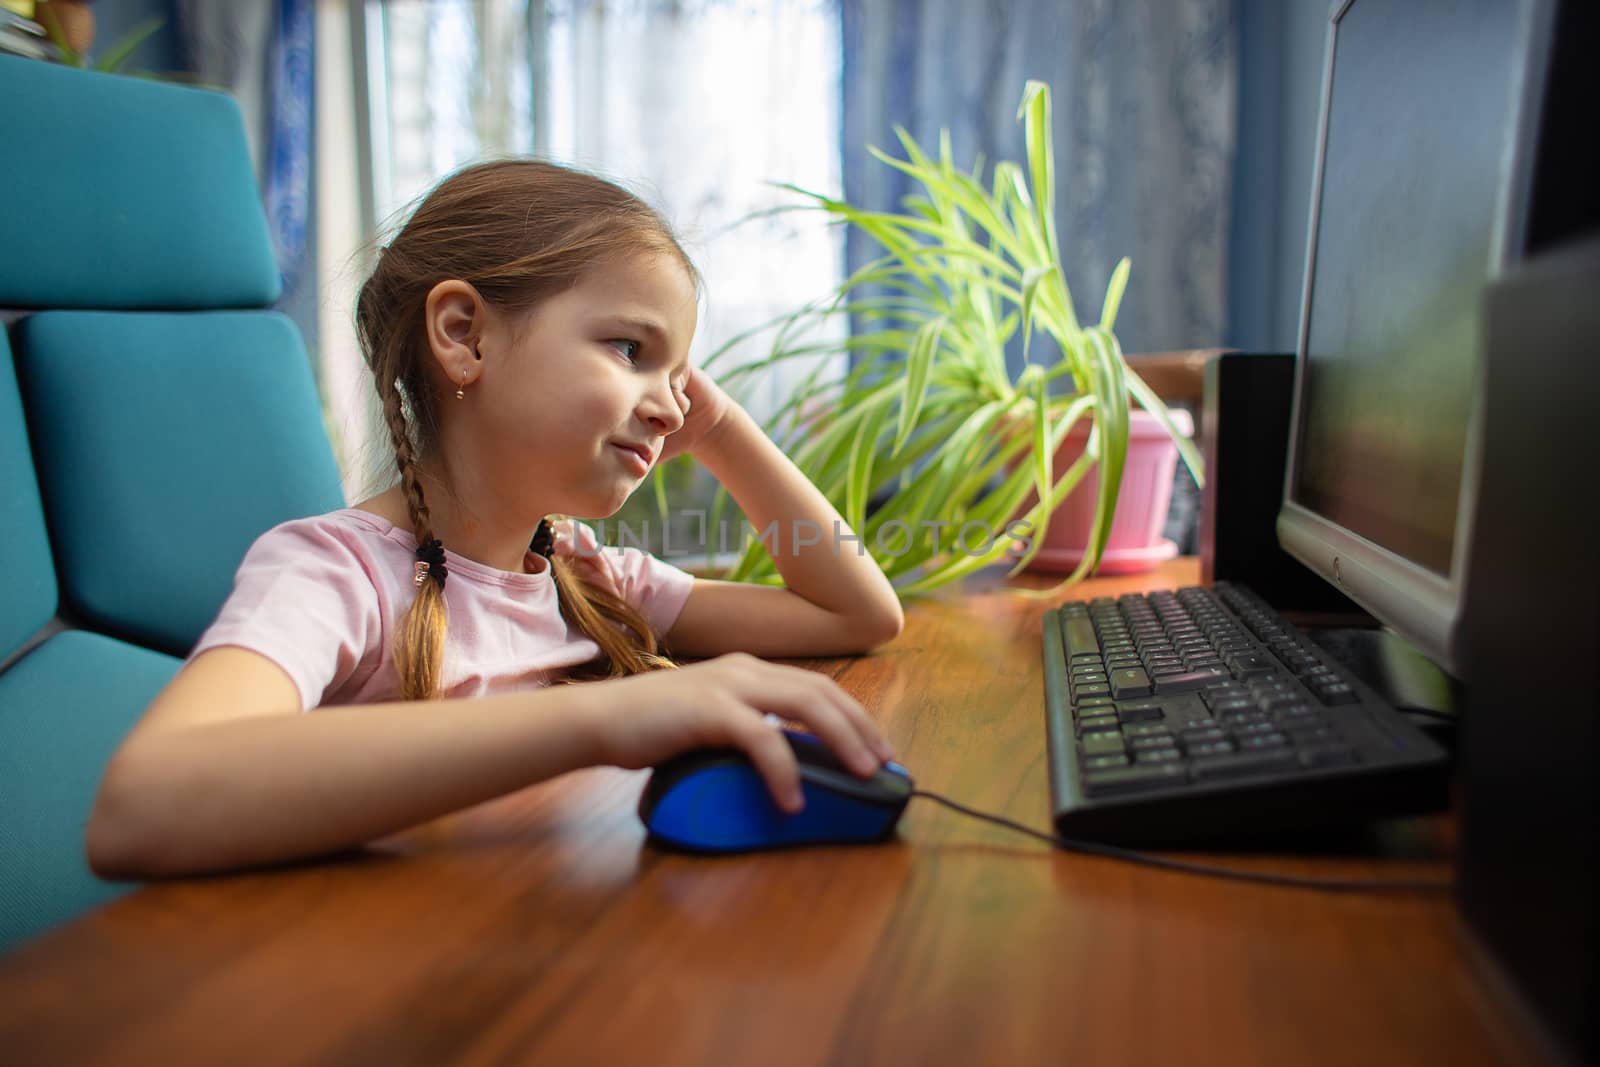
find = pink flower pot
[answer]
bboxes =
[1012,408,1194,575]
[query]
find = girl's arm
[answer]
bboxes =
[662,373,905,659]
[88,646,892,879]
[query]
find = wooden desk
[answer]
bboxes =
[0,560,1536,1066]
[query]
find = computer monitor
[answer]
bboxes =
[1276,0,1556,678]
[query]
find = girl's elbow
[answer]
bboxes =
[85,779,142,881]
[881,601,906,644]
[84,758,165,881]
[855,601,904,651]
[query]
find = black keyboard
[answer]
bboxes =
[1043,582,1450,844]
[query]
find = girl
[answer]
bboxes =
[86,160,904,879]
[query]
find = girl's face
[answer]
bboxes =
[462,251,698,520]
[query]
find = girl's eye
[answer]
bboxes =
[608,339,640,361]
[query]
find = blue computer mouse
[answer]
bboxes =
[638,728,914,853]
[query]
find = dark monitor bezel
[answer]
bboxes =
[1276,0,1556,677]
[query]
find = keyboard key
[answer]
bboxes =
[1239,732,1290,749]
[1271,703,1318,721]
[1189,747,1299,780]
[1180,728,1227,749]
[1064,617,1101,658]
[1152,668,1226,694]
[1226,652,1275,677]
[1136,747,1182,763]
[1075,683,1111,699]
[1076,714,1118,735]
[1110,668,1153,699]
[1080,731,1126,757]
[1116,700,1165,723]
[1188,739,1235,757]
[1202,684,1248,706]
[1083,753,1130,770]
[1082,763,1185,796]
[1315,683,1360,705]
[1123,723,1172,740]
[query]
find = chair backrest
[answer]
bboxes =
[0,56,345,954]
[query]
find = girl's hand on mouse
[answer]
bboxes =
[585,653,895,813]
[656,366,737,464]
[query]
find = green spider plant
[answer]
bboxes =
[36,10,166,75]
[676,80,1203,596]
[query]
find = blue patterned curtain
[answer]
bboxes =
[264,0,312,301]
[841,0,1236,363]
[176,0,316,355]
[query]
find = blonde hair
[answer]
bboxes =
[355,160,689,699]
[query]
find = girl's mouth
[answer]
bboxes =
[611,442,651,475]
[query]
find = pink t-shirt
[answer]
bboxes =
[189,510,697,710]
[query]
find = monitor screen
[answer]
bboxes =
[1279,0,1549,673]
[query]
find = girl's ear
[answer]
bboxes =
[423,280,489,387]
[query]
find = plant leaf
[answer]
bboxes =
[1017,80,1060,265]
[846,399,892,528]
[1030,369,1051,536]
[94,17,166,73]
[1099,256,1132,330]
[1020,264,1057,366]
[894,315,947,456]
[1125,365,1206,488]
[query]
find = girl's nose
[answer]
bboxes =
[642,379,686,433]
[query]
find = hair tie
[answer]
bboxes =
[530,518,556,561]
[413,537,448,589]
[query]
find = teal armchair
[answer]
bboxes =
[0,56,345,954]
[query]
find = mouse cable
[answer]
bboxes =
[908,790,1453,893]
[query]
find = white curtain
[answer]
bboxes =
[366,0,535,227]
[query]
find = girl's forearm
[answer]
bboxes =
[697,407,902,629]
[86,685,607,879]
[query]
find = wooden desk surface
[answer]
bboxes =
[0,560,1536,1066]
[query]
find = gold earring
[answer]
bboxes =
[456,373,466,400]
